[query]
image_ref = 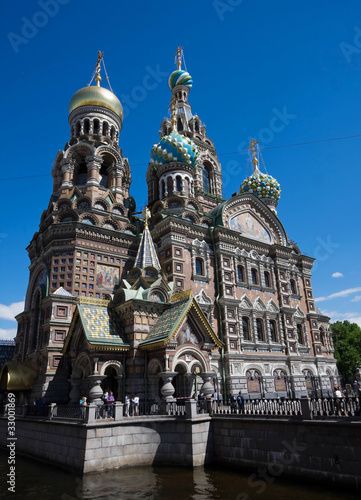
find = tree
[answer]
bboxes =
[331,321,361,383]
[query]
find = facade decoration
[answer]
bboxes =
[0,49,337,405]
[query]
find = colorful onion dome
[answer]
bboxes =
[150,132,198,169]
[239,167,281,201]
[168,70,193,90]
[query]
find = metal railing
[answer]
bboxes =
[213,398,302,417]
[309,396,360,418]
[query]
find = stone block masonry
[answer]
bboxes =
[0,415,360,489]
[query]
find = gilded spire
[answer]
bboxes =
[248,138,260,172]
[169,95,177,131]
[143,206,151,228]
[175,46,183,70]
[95,51,104,87]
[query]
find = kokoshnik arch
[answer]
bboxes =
[0,49,337,404]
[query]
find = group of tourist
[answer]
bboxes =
[79,391,140,418]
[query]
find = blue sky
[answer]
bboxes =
[0,0,360,339]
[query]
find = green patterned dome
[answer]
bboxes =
[150,132,198,169]
[239,168,281,201]
[168,69,193,90]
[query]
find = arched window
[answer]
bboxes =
[75,121,81,136]
[102,121,109,136]
[195,121,199,133]
[110,126,115,140]
[264,271,271,288]
[319,328,325,346]
[290,279,297,295]
[93,119,100,134]
[269,320,277,342]
[177,118,183,132]
[251,268,258,285]
[202,166,211,193]
[237,265,245,282]
[297,324,304,344]
[84,119,90,134]
[195,258,204,276]
[242,317,250,340]
[176,176,182,192]
[256,319,264,342]
[74,154,87,186]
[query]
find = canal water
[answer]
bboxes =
[0,450,357,500]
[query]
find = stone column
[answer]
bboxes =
[115,375,123,402]
[86,155,102,187]
[200,371,216,399]
[158,371,177,401]
[60,158,76,189]
[87,375,106,405]
[68,377,81,405]
[111,163,124,196]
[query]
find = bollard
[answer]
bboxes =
[114,402,124,421]
[185,400,198,419]
[300,396,312,420]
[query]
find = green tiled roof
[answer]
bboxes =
[140,298,191,347]
[78,304,130,349]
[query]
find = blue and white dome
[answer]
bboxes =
[239,168,281,201]
[168,70,193,90]
[150,132,198,169]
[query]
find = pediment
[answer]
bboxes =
[267,299,279,313]
[195,288,213,305]
[295,306,305,318]
[221,196,288,246]
[174,319,201,347]
[239,295,253,310]
[254,297,267,311]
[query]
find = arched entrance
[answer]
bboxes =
[102,366,118,399]
[174,363,188,397]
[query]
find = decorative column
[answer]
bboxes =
[60,158,76,189]
[68,377,81,405]
[87,375,106,405]
[200,371,216,399]
[114,375,123,402]
[86,155,102,187]
[111,163,124,196]
[158,371,177,401]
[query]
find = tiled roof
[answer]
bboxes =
[77,304,130,349]
[53,287,73,297]
[140,298,191,346]
[134,225,161,270]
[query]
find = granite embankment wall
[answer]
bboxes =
[1,415,360,488]
[0,415,213,473]
[212,417,361,489]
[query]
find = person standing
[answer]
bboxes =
[125,393,131,417]
[229,391,237,413]
[132,393,140,416]
[106,391,115,418]
[79,396,87,418]
[236,391,243,413]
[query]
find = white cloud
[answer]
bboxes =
[0,328,17,341]
[351,295,361,303]
[315,287,361,303]
[332,272,343,278]
[0,301,24,321]
[321,310,361,327]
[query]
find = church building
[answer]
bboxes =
[0,50,337,404]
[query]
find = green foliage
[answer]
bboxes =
[331,321,361,382]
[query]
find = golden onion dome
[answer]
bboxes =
[68,84,123,120]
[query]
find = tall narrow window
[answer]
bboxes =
[251,268,258,285]
[177,118,183,131]
[237,265,244,282]
[264,271,270,288]
[297,324,304,344]
[195,258,204,276]
[290,279,297,295]
[176,176,182,192]
[269,320,277,342]
[256,319,264,341]
[242,317,250,340]
[202,167,211,193]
